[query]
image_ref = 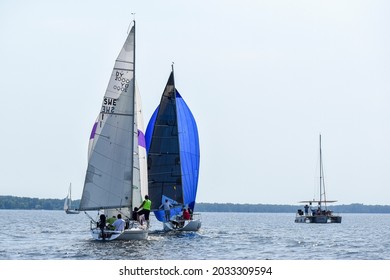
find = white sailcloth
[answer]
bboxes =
[79,26,139,211]
[132,82,148,209]
[63,183,71,211]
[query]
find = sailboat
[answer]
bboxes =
[78,21,149,241]
[295,134,342,223]
[64,183,79,214]
[145,66,201,232]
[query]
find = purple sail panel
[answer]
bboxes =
[90,122,98,140]
[138,129,146,148]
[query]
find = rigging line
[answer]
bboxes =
[116,208,131,220]
[84,211,97,223]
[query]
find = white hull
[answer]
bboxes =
[65,209,79,214]
[91,227,148,241]
[163,219,202,232]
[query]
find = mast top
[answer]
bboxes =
[127,14,136,34]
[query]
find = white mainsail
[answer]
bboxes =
[64,183,80,214]
[64,183,71,211]
[79,25,138,211]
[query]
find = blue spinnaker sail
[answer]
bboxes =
[145,72,200,222]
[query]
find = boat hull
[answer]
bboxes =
[295,215,342,224]
[91,228,148,241]
[65,210,80,214]
[163,219,202,232]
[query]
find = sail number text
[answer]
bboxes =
[101,98,117,113]
[114,71,130,92]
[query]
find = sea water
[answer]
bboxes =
[0,210,389,260]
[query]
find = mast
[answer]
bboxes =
[131,19,137,211]
[171,62,180,201]
[319,134,322,206]
[171,62,176,94]
[133,20,136,86]
[319,134,328,210]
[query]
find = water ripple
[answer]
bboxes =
[1,210,390,259]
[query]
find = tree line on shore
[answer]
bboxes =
[1,195,390,213]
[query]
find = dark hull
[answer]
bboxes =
[295,215,342,223]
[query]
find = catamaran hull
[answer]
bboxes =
[91,228,148,241]
[295,215,342,223]
[163,219,202,232]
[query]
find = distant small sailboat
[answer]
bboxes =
[145,66,201,232]
[295,135,342,223]
[64,183,79,214]
[78,21,149,241]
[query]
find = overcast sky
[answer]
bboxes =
[1,0,389,205]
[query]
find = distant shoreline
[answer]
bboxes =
[1,195,390,213]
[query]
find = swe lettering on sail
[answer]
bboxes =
[114,71,130,92]
[101,98,117,113]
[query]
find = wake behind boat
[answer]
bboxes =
[145,66,201,232]
[295,135,342,224]
[78,21,149,241]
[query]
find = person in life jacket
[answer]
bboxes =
[182,208,191,220]
[138,195,151,228]
[106,215,117,230]
[98,214,106,240]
